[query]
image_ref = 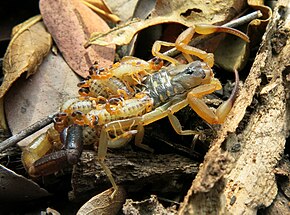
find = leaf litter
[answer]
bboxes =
[39,0,115,78]
[86,0,248,47]
[0,15,52,99]
[5,52,80,137]
[0,0,275,214]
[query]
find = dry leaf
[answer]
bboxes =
[214,34,249,71]
[0,16,52,99]
[247,0,273,47]
[0,164,50,202]
[45,208,61,215]
[5,52,80,144]
[39,0,115,78]
[105,0,139,22]
[82,0,121,23]
[214,1,272,71]
[77,186,126,215]
[0,98,7,131]
[132,0,156,19]
[87,0,248,46]
[84,0,113,14]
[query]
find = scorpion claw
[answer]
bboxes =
[28,125,83,177]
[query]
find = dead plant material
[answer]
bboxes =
[179,0,289,214]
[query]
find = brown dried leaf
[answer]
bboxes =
[247,0,273,47]
[39,0,115,78]
[0,16,52,99]
[5,52,80,138]
[77,186,126,215]
[87,0,247,46]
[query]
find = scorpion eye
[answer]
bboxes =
[186,62,206,78]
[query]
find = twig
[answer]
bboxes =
[0,114,56,152]
[0,11,262,153]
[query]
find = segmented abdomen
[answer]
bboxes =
[86,95,153,125]
[78,77,133,98]
[143,69,177,107]
[61,98,98,114]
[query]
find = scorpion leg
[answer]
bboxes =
[97,118,142,198]
[142,99,202,136]
[167,100,201,135]
[152,41,180,65]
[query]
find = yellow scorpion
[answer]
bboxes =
[22,24,249,197]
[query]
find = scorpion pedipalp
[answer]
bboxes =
[26,124,83,177]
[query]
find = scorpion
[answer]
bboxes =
[21,24,249,197]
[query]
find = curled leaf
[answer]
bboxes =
[77,186,126,215]
[40,0,115,78]
[214,34,249,71]
[0,16,52,99]
[214,1,272,71]
[86,0,248,46]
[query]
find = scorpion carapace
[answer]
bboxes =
[21,23,249,198]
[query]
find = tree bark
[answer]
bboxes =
[179,1,290,214]
[70,150,199,201]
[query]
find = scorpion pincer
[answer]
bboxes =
[21,24,249,197]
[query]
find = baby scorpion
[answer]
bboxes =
[21,24,249,197]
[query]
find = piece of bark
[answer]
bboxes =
[70,150,199,201]
[260,191,290,215]
[179,1,289,214]
[123,195,177,215]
